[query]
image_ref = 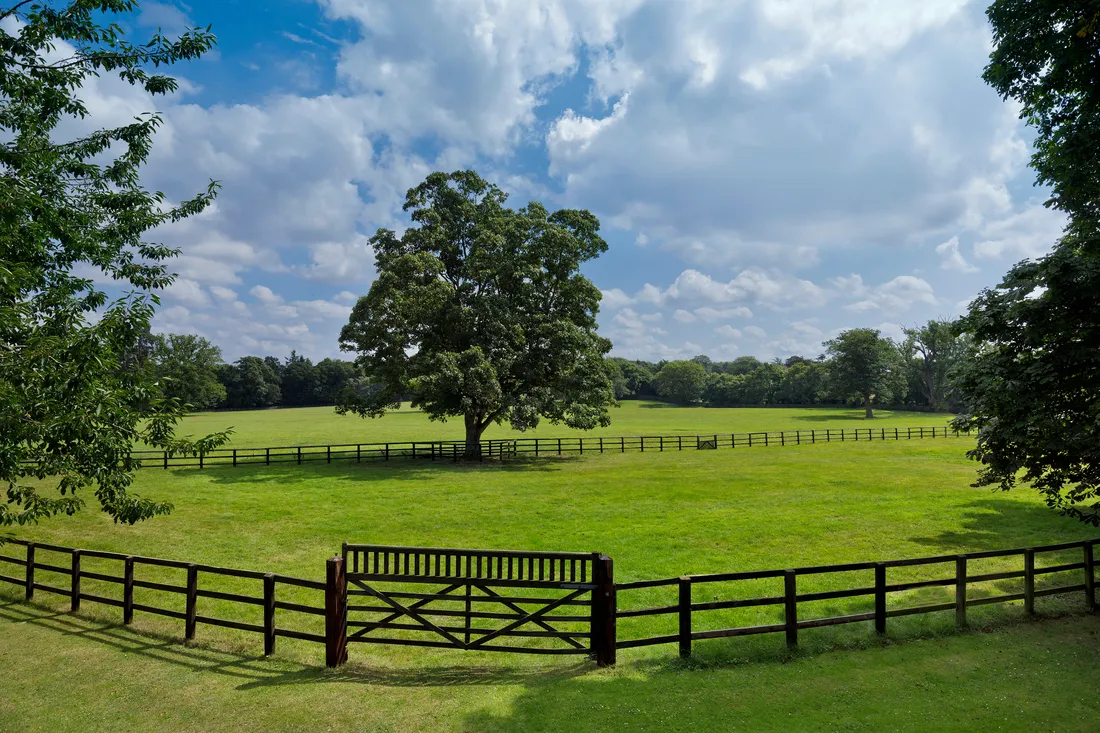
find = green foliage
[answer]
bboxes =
[0,0,228,525]
[984,0,1100,230]
[900,321,971,411]
[953,234,1100,525]
[824,329,901,418]
[151,334,226,410]
[606,357,656,399]
[338,170,615,456]
[654,360,707,404]
[220,356,281,409]
[953,0,1100,524]
[280,351,319,407]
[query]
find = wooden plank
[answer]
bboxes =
[884,602,956,618]
[131,603,188,621]
[195,588,265,606]
[273,600,326,616]
[185,564,198,640]
[617,634,680,649]
[273,628,326,644]
[678,576,692,658]
[956,556,967,627]
[797,611,876,629]
[874,562,886,634]
[194,615,265,634]
[325,555,348,667]
[784,570,797,647]
[124,557,134,624]
[691,623,787,640]
[592,554,616,666]
[264,573,276,656]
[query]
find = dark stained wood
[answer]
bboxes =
[678,576,692,658]
[784,570,797,647]
[592,554,616,667]
[1085,543,1096,611]
[25,543,33,601]
[70,550,81,612]
[123,556,135,624]
[264,573,276,656]
[185,564,198,640]
[325,555,348,667]
[955,556,967,627]
[874,562,886,634]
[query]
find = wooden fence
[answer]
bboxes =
[107,425,966,470]
[4,534,1091,668]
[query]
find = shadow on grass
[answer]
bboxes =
[906,498,1099,553]
[182,454,582,486]
[0,600,591,690]
[786,411,948,423]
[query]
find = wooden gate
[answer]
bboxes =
[341,543,615,664]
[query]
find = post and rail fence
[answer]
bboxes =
[1,534,1095,668]
[20,426,970,471]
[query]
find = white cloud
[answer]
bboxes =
[673,309,697,323]
[744,325,767,339]
[973,204,1067,261]
[715,325,742,339]
[600,288,634,310]
[165,278,211,308]
[844,275,937,314]
[250,285,283,305]
[935,236,978,273]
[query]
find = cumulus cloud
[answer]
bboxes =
[935,236,978,273]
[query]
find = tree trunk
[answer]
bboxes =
[864,394,874,419]
[464,414,485,460]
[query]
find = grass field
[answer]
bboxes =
[4,429,1100,731]
[166,401,954,447]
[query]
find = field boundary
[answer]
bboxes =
[85,425,967,470]
[1,534,1095,668]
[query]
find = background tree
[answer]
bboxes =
[280,351,318,407]
[151,334,226,410]
[338,170,615,458]
[0,1,227,525]
[654,360,707,404]
[314,358,358,404]
[901,321,970,410]
[824,329,899,418]
[221,356,281,409]
[950,1,1100,524]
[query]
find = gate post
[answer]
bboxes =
[591,553,616,667]
[326,555,348,667]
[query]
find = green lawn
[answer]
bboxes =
[167,401,954,447]
[3,438,1099,730]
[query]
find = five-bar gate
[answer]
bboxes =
[340,543,616,665]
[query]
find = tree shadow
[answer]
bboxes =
[787,411,946,423]
[183,454,582,486]
[906,497,1098,553]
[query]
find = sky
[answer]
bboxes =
[63,0,1067,363]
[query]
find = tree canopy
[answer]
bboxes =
[951,0,1100,525]
[338,170,615,457]
[824,329,900,418]
[151,334,226,410]
[654,360,707,404]
[0,0,227,525]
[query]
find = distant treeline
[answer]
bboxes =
[608,320,970,412]
[142,319,968,414]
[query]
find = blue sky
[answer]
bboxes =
[88,0,1065,362]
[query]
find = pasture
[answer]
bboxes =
[167,401,954,447]
[4,409,1100,731]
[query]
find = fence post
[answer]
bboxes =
[266,448,271,466]
[1024,549,1035,615]
[326,555,348,667]
[356,444,361,463]
[385,444,390,461]
[874,562,886,635]
[812,429,816,444]
[185,564,198,640]
[327,445,331,464]
[558,438,562,456]
[955,556,967,627]
[1085,543,1096,612]
[600,437,604,454]
[297,446,302,465]
[70,550,81,612]
[232,449,237,467]
[591,553,616,667]
[621,437,625,453]
[123,556,135,624]
[678,576,692,658]
[780,432,785,447]
[25,543,34,601]
[163,451,168,470]
[264,573,276,656]
[784,570,798,648]
[199,452,204,469]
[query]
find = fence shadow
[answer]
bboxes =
[0,600,590,690]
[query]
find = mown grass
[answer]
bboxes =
[167,401,954,447]
[4,435,1098,731]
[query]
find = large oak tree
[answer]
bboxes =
[338,170,615,458]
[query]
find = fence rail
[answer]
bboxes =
[3,532,1091,669]
[41,426,968,470]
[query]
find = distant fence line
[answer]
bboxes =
[1,535,1094,668]
[114,425,968,470]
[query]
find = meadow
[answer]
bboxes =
[166,400,954,447]
[4,406,1100,731]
